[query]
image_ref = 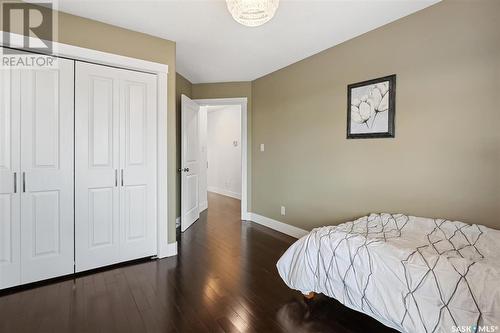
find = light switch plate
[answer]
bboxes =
[260,143,265,152]
[281,206,286,216]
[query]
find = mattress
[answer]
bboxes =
[277,213,500,333]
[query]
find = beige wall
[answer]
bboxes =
[175,74,193,218]
[192,82,253,212]
[252,0,500,230]
[1,2,178,242]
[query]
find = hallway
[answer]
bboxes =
[0,193,394,333]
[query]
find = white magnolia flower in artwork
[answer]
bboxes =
[349,77,394,136]
[351,95,375,126]
[351,82,390,129]
[370,82,389,113]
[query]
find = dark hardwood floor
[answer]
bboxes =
[0,192,396,333]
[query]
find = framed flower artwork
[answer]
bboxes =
[347,75,396,139]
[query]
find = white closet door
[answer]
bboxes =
[19,58,75,283]
[0,66,21,289]
[119,71,157,261]
[75,62,120,272]
[75,62,157,272]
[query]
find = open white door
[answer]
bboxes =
[181,95,200,232]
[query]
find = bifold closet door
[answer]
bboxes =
[19,58,75,284]
[119,68,157,262]
[75,63,120,271]
[75,62,157,272]
[0,65,21,289]
[1,52,75,289]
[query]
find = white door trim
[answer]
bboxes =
[1,32,173,259]
[194,98,249,221]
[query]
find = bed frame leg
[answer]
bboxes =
[303,292,316,300]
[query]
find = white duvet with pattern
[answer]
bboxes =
[277,214,500,333]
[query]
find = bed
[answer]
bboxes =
[277,213,500,333]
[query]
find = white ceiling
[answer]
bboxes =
[56,0,439,83]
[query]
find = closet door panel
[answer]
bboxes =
[20,58,75,283]
[119,73,157,261]
[89,187,114,247]
[75,62,120,272]
[0,66,21,290]
[76,62,157,271]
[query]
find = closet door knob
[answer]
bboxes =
[13,172,17,193]
[22,172,26,193]
[121,169,124,186]
[115,169,118,187]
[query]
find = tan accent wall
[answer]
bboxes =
[175,74,193,218]
[192,82,253,212]
[1,1,178,242]
[252,0,500,230]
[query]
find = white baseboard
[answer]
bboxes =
[241,211,251,221]
[165,241,178,257]
[158,241,178,258]
[208,186,241,200]
[248,213,308,239]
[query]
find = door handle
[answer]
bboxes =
[13,172,17,193]
[121,169,124,187]
[22,172,26,193]
[115,169,118,187]
[181,168,189,172]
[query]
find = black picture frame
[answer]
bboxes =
[347,74,396,139]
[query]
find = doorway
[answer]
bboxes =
[205,104,242,200]
[180,96,248,232]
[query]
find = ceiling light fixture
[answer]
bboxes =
[226,0,279,27]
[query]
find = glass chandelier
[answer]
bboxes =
[226,0,280,27]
